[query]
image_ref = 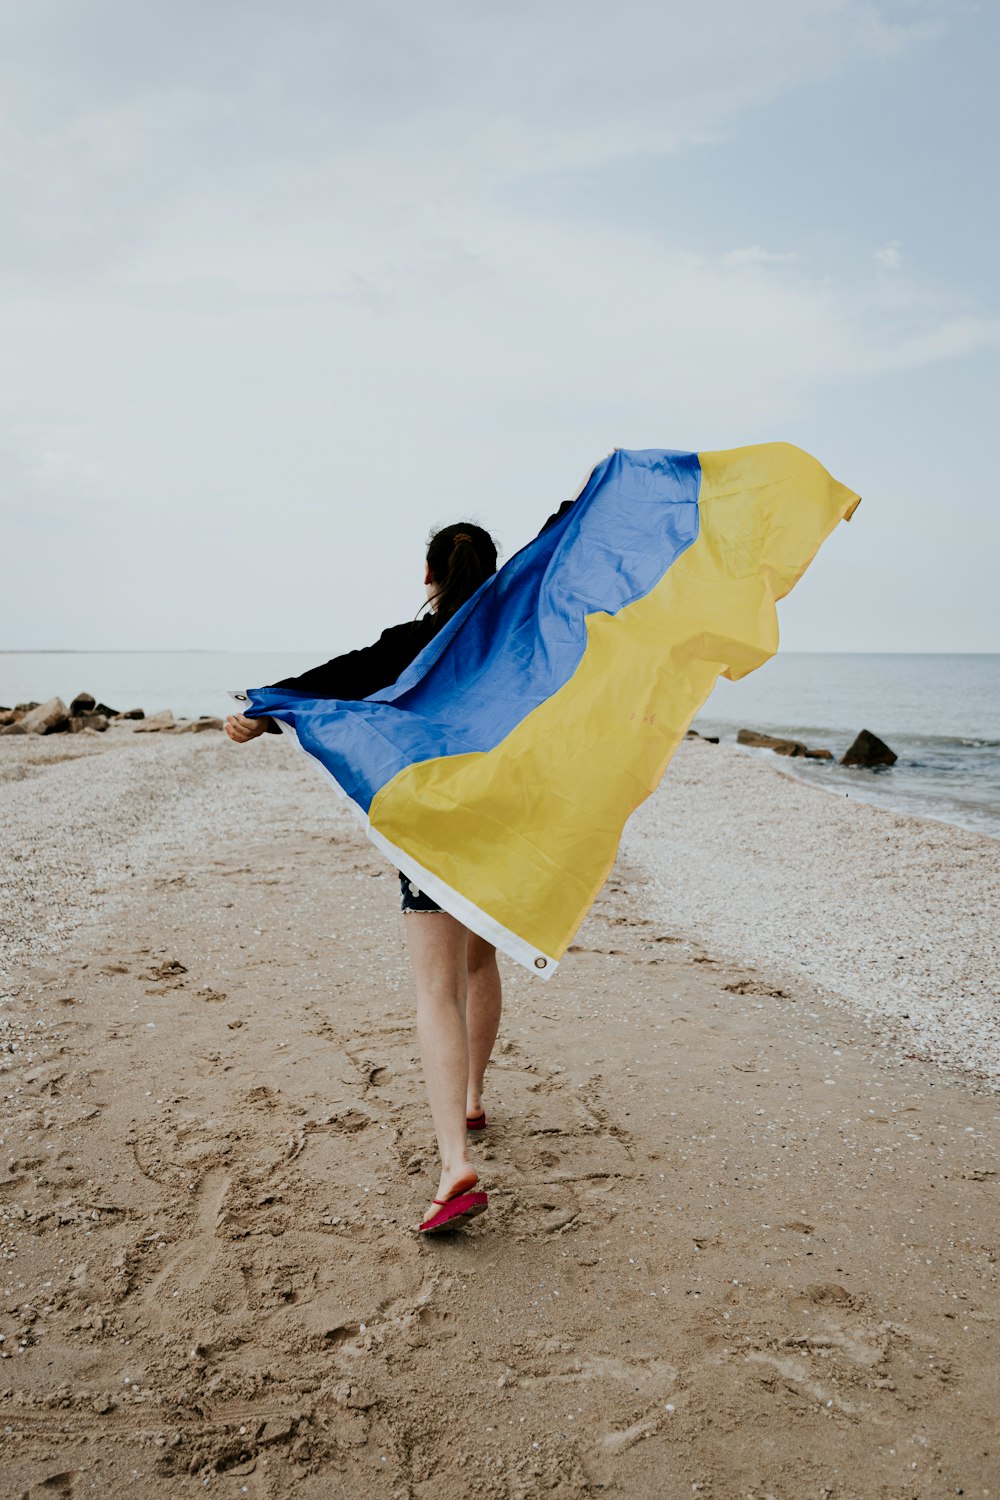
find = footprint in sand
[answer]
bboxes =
[514,1350,677,1483]
[743,1281,914,1419]
[517,1349,675,1396]
[136,1167,233,1325]
[19,1471,80,1498]
[344,1048,393,1090]
[482,1070,634,1237]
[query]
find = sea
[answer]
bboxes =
[2,651,999,841]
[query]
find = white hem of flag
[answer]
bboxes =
[229,692,559,979]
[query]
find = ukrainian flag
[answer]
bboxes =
[236,444,859,977]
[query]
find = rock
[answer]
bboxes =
[542,1206,579,1233]
[173,717,224,733]
[737,728,807,757]
[805,748,833,760]
[147,959,187,980]
[112,708,145,721]
[840,729,897,768]
[685,729,700,738]
[259,1416,296,1445]
[702,735,720,744]
[70,692,96,714]
[93,701,119,717]
[0,721,27,736]
[133,710,175,733]
[14,697,70,736]
[69,714,109,733]
[14,702,39,715]
[0,709,17,726]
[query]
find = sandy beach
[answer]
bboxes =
[1,726,998,1499]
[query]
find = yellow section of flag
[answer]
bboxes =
[369,443,860,964]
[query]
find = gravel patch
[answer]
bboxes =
[623,739,1000,1083]
[0,726,345,982]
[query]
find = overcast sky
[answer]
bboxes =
[2,0,997,654]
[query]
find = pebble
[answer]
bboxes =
[0,729,330,979]
[625,741,1000,1084]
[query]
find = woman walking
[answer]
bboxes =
[225,523,504,1234]
[224,446,858,1239]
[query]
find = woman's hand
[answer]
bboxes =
[225,713,270,743]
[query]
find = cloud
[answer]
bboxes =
[0,1,945,276]
[719,246,800,268]
[875,240,904,270]
[3,0,992,653]
[5,203,990,537]
[879,313,1000,367]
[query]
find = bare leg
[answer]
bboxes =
[405,912,479,1220]
[466,934,501,1118]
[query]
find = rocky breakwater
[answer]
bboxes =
[132,710,225,734]
[737,727,834,760]
[0,692,224,736]
[737,726,897,768]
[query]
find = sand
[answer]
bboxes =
[1,728,998,1499]
[623,739,1000,1083]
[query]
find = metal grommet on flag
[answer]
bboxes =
[534,957,547,970]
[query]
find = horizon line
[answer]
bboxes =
[3,648,1000,658]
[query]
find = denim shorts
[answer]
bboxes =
[399,871,443,914]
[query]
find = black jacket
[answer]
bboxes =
[260,616,437,731]
[261,498,576,726]
[267,615,439,700]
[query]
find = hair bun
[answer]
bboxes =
[452,532,473,544]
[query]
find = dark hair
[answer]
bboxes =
[425,522,498,624]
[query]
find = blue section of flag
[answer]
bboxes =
[245,449,701,814]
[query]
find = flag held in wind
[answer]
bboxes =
[235,444,860,977]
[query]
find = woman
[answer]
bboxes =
[225,522,505,1235]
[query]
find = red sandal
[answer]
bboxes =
[418,1189,488,1234]
[466,1112,487,1131]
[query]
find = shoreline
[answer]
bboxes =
[684,718,1000,842]
[749,738,1000,848]
[5,648,999,841]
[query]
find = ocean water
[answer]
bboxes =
[3,650,999,839]
[693,652,1000,839]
